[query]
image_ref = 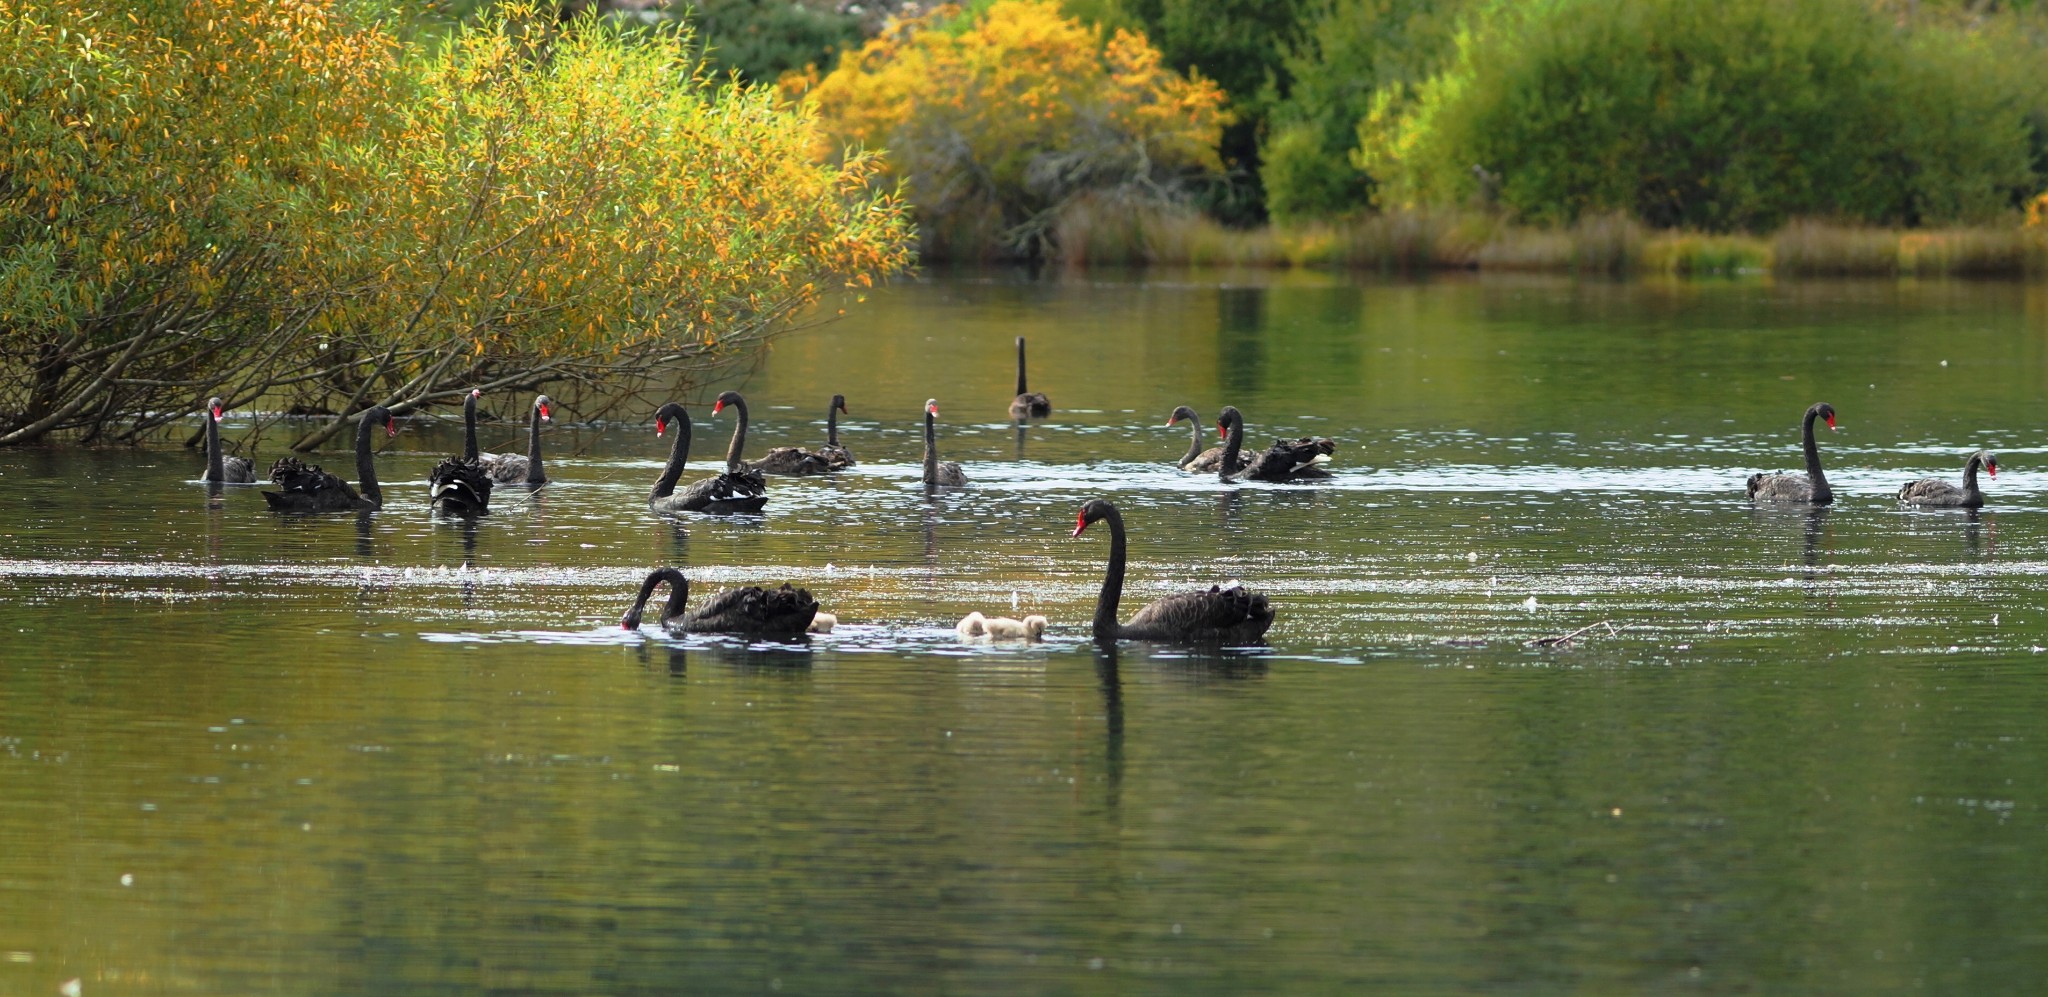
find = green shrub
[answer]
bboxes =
[1261,123,1367,221]
[1261,0,1469,223]
[688,0,861,83]
[1358,0,2038,231]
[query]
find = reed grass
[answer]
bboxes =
[1033,198,2048,276]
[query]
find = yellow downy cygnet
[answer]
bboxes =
[980,614,1047,640]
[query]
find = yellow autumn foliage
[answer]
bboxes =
[790,0,1230,259]
[0,0,912,448]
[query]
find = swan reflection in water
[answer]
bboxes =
[648,641,813,678]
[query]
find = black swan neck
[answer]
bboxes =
[205,410,225,482]
[525,400,544,482]
[1179,413,1202,467]
[826,398,840,446]
[1093,505,1127,642]
[923,409,939,483]
[1963,454,1983,496]
[355,412,383,509]
[462,393,479,462]
[1218,410,1245,479]
[723,397,749,471]
[1801,407,1829,497]
[1016,338,1028,396]
[654,409,691,499]
[627,568,689,627]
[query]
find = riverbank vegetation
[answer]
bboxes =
[757,0,2048,270]
[1053,207,2048,276]
[0,1,910,447]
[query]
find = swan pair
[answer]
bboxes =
[1748,401,2000,508]
[647,391,865,515]
[621,499,1274,646]
[429,390,554,518]
[1168,405,1336,483]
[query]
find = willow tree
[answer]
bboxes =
[0,0,392,445]
[0,1,912,449]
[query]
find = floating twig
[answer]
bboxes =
[1528,620,1620,647]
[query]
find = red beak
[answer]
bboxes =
[656,418,667,437]
[1071,512,1089,538]
[385,418,397,438]
[1987,463,1998,478]
[1825,414,1837,430]
[713,399,726,414]
[1216,422,1226,441]
[539,403,551,422]
[210,404,222,420]
[928,403,939,416]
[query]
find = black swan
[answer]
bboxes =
[479,394,551,485]
[202,397,255,484]
[647,402,768,515]
[1746,402,1836,505]
[751,394,854,475]
[1216,406,1336,483]
[428,457,492,518]
[262,406,395,514]
[1899,450,1998,508]
[923,398,967,487]
[1168,405,1230,472]
[620,567,821,636]
[1072,498,1275,644]
[1008,337,1051,419]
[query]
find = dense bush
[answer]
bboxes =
[1355,0,2040,230]
[795,0,1230,259]
[686,0,863,83]
[1259,0,1467,222]
[1116,0,1308,223]
[0,0,911,447]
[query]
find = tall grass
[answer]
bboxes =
[1038,200,2048,276]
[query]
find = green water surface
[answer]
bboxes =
[4,271,2048,994]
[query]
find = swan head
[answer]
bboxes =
[1073,498,1114,537]
[535,394,553,423]
[1809,402,1837,431]
[712,390,744,416]
[926,398,940,418]
[362,405,396,438]
[653,402,687,437]
[1167,405,1197,428]
[1976,450,1999,478]
[1215,406,1242,441]
[207,396,226,421]
[832,394,848,415]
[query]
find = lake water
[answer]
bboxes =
[5,271,2048,993]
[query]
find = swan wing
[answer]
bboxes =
[1898,478,1967,505]
[684,583,817,635]
[1127,583,1274,640]
[428,458,493,509]
[1747,473,1813,501]
[478,453,529,483]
